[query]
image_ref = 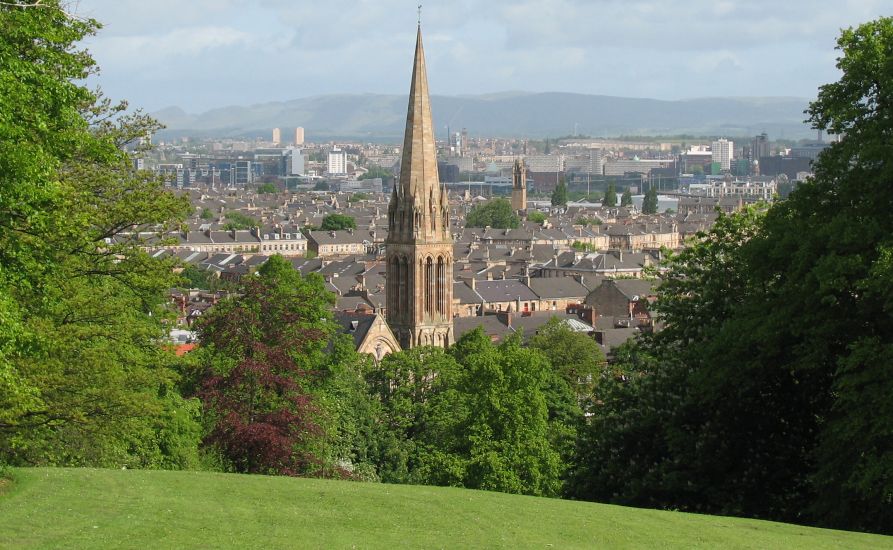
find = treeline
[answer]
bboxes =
[177,255,603,495]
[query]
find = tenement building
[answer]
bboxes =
[385,25,454,349]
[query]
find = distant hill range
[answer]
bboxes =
[151,91,814,141]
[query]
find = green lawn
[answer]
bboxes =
[0,468,889,549]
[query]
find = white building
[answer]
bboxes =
[327,147,347,175]
[712,139,733,171]
[285,148,304,176]
[523,154,564,173]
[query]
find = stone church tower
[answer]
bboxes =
[385,26,454,349]
[511,158,527,214]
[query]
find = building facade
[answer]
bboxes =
[712,139,733,172]
[327,147,347,175]
[385,26,454,349]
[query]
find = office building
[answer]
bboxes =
[327,147,347,175]
[712,139,733,171]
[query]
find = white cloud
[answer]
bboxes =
[74,0,893,111]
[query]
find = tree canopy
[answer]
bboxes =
[572,17,893,534]
[0,1,196,468]
[465,198,520,229]
[320,214,357,231]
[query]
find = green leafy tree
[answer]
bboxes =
[313,180,330,191]
[465,198,520,229]
[180,264,214,290]
[526,211,546,224]
[574,17,893,530]
[0,2,199,468]
[200,207,214,220]
[642,187,658,214]
[320,214,357,231]
[603,182,617,207]
[222,212,257,230]
[369,347,465,485]
[358,166,393,180]
[529,317,606,401]
[312,335,385,481]
[450,330,563,496]
[551,179,568,207]
[368,330,568,496]
[620,188,633,207]
[256,182,277,194]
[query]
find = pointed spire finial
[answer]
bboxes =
[417,4,422,26]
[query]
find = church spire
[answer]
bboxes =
[398,26,440,202]
[389,24,449,243]
[385,24,454,350]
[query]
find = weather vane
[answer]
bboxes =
[418,4,422,26]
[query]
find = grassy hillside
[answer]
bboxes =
[0,468,889,549]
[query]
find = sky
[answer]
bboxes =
[74,0,893,113]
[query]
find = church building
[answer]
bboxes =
[385,25,454,349]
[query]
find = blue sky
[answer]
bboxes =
[75,0,892,113]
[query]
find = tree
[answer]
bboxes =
[320,214,357,231]
[573,16,893,530]
[785,17,893,531]
[620,188,633,207]
[367,329,568,496]
[0,2,200,469]
[314,180,330,191]
[529,317,606,402]
[200,207,214,220]
[256,182,277,194]
[527,211,547,224]
[465,198,520,229]
[358,166,392,180]
[222,211,257,230]
[195,256,336,476]
[603,182,617,207]
[642,187,658,214]
[450,330,563,496]
[551,178,568,207]
[368,346,465,485]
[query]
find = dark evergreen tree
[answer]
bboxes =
[551,179,568,208]
[603,182,617,207]
[620,188,633,207]
[642,187,658,213]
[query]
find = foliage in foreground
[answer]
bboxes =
[0,1,197,469]
[571,17,893,534]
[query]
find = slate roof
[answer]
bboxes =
[526,277,588,299]
[474,279,538,303]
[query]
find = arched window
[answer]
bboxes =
[436,255,445,316]
[425,256,434,316]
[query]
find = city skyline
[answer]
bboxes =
[75,0,891,113]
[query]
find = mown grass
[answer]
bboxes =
[0,468,889,549]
